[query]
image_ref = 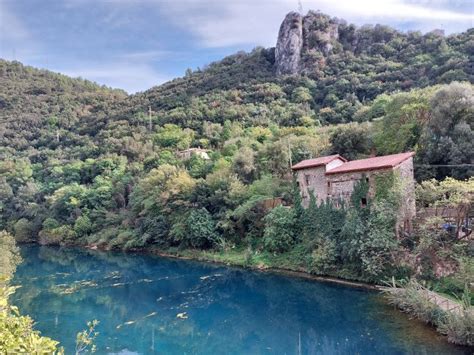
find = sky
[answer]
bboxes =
[1,0,473,93]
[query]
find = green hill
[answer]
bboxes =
[0,12,472,261]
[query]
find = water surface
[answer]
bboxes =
[12,245,469,354]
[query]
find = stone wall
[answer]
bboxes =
[326,157,416,232]
[294,157,416,233]
[294,158,345,207]
[295,166,327,207]
[396,157,416,232]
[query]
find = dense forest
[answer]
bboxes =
[0,12,473,291]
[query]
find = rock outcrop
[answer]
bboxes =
[275,12,303,76]
[275,11,340,76]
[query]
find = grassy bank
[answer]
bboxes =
[383,280,473,347]
[148,245,378,288]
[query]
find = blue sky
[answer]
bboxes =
[1,0,473,93]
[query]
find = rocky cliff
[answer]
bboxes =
[275,11,340,76]
[274,12,303,76]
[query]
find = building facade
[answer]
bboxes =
[177,148,210,160]
[292,152,416,233]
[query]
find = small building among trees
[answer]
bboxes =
[177,148,210,160]
[292,152,416,232]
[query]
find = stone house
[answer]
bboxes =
[177,148,210,160]
[292,152,416,232]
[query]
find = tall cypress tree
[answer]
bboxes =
[292,175,305,239]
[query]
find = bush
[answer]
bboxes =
[0,231,62,353]
[182,208,218,249]
[0,231,22,280]
[438,309,474,346]
[39,219,76,246]
[13,218,35,243]
[384,280,474,346]
[263,206,296,253]
[0,284,63,354]
[309,238,337,274]
[74,215,93,238]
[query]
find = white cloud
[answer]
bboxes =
[57,62,171,93]
[157,0,474,48]
[118,50,174,61]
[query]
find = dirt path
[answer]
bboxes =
[421,289,470,315]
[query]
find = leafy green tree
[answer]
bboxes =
[263,206,296,253]
[0,231,21,280]
[182,208,218,249]
[372,88,431,155]
[0,284,64,354]
[329,123,372,160]
[361,201,399,276]
[292,87,312,103]
[74,215,93,238]
[154,124,194,149]
[232,147,256,183]
[13,218,35,243]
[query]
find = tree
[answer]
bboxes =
[182,208,218,249]
[416,177,473,239]
[0,231,21,280]
[263,206,296,253]
[329,123,372,160]
[362,201,399,276]
[13,219,35,243]
[154,124,195,149]
[232,147,256,183]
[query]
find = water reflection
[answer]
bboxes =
[12,246,469,354]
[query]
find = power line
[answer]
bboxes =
[414,164,474,167]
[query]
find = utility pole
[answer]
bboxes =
[148,106,152,132]
[288,139,293,168]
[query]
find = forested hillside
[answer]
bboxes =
[0,12,473,284]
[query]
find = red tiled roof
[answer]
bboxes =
[326,152,415,175]
[291,155,347,170]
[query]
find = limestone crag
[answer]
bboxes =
[275,11,341,76]
[275,12,303,76]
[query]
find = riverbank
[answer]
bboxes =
[382,280,473,346]
[145,246,379,290]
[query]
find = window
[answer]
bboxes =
[305,175,310,185]
[361,197,367,207]
[327,181,331,188]
[365,177,369,183]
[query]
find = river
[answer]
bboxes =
[11,245,469,354]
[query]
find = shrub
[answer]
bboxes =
[39,219,76,246]
[309,238,337,274]
[0,284,63,354]
[74,215,93,238]
[438,309,474,346]
[263,206,296,253]
[13,218,35,243]
[0,231,62,353]
[0,231,22,280]
[384,280,474,346]
[178,208,219,249]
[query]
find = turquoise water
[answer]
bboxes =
[12,245,469,354]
